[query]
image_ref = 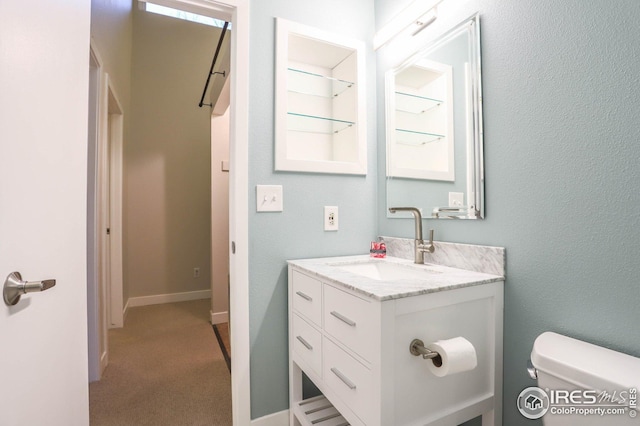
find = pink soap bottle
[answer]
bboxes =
[370,239,386,258]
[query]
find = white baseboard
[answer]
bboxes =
[211,310,229,324]
[122,298,130,322]
[100,350,108,376]
[127,289,211,308]
[251,409,289,426]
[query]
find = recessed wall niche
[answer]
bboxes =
[275,18,367,175]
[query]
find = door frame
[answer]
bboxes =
[106,85,124,330]
[88,41,125,382]
[87,43,104,383]
[203,3,251,424]
[124,1,250,424]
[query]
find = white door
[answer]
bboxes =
[0,1,91,425]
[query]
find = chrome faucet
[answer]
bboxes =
[388,207,435,264]
[432,206,468,219]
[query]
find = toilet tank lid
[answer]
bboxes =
[531,332,640,391]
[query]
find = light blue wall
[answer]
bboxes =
[377,1,640,425]
[248,0,640,421]
[248,0,377,419]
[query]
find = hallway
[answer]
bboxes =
[89,300,232,425]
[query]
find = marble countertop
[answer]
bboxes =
[288,255,504,301]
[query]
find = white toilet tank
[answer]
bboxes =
[528,332,640,425]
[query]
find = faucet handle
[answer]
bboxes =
[420,229,435,254]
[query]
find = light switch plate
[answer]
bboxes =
[256,185,283,212]
[448,192,464,207]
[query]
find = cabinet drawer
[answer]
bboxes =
[292,313,322,377]
[323,337,373,425]
[292,270,322,326]
[324,284,377,362]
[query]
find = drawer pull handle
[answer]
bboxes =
[296,291,313,302]
[330,367,357,390]
[330,310,356,327]
[296,335,313,351]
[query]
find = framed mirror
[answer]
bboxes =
[275,18,367,175]
[385,14,484,219]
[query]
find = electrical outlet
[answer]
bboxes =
[324,206,338,231]
[193,267,200,278]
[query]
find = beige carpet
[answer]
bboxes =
[89,299,232,426]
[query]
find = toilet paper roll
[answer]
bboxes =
[426,337,477,377]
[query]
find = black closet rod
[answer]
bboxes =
[199,21,230,108]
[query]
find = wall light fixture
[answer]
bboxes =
[373,0,444,50]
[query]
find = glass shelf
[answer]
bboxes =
[395,91,442,114]
[395,128,444,146]
[288,112,355,134]
[288,68,355,98]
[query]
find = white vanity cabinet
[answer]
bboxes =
[288,257,504,426]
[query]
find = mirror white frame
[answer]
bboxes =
[275,18,367,175]
[385,14,484,219]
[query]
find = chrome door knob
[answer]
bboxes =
[3,272,56,306]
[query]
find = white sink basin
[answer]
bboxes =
[333,260,441,281]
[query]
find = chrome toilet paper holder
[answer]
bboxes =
[410,338,442,364]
